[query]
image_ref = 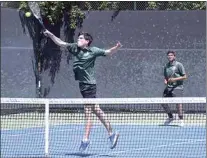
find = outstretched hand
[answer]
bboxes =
[105,41,123,55]
[116,41,122,48]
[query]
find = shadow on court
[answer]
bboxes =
[65,153,98,157]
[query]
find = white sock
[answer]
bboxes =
[83,138,88,142]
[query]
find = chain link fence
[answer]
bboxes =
[1,1,206,10]
[87,1,206,10]
[77,1,206,11]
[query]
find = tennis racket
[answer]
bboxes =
[167,66,176,85]
[28,2,46,31]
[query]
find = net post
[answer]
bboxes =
[45,99,49,157]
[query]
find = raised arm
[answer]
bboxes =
[105,41,122,56]
[43,29,70,48]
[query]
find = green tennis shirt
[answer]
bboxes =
[67,43,106,84]
[164,60,186,89]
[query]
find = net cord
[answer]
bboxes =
[1,97,206,105]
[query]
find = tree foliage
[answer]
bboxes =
[147,1,206,10]
[17,2,119,28]
[2,1,205,28]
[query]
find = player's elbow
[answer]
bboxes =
[105,50,112,56]
[59,41,67,48]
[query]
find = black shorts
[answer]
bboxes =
[79,82,96,98]
[163,87,183,97]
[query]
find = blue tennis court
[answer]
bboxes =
[1,124,206,158]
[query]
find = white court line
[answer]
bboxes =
[92,139,205,157]
[2,124,205,137]
[119,48,205,51]
[182,155,206,158]
[1,129,78,137]
[1,125,99,137]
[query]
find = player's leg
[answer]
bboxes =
[176,103,183,119]
[162,87,174,125]
[162,88,173,117]
[86,84,119,149]
[162,104,173,119]
[93,104,119,149]
[93,104,112,135]
[84,105,93,140]
[79,83,95,152]
[79,104,92,152]
[173,89,184,126]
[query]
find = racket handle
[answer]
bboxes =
[38,19,46,31]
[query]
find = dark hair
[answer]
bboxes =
[78,32,93,46]
[167,51,176,56]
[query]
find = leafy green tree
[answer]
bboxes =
[147,1,206,10]
[17,2,119,97]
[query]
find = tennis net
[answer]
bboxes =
[1,97,206,158]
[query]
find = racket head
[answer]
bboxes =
[28,2,41,19]
[28,2,46,30]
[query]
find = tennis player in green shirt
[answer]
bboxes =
[44,30,121,152]
[162,51,187,126]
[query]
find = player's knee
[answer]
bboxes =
[93,104,101,112]
[84,105,92,113]
[161,104,168,108]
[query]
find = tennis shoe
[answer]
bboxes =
[164,117,174,125]
[109,132,119,149]
[79,140,90,152]
[177,119,185,127]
